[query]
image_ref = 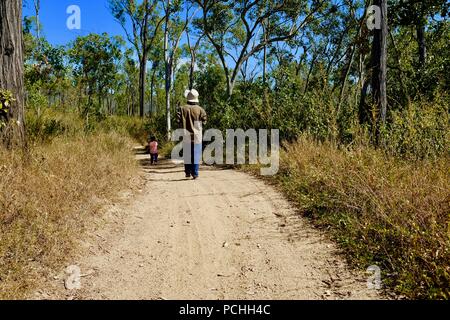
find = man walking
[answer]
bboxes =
[177,89,207,180]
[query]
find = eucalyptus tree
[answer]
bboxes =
[371,0,388,130]
[162,0,198,138]
[109,0,165,117]
[0,0,25,147]
[68,33,123,115]
[388,0,449,99]
[33,0,41,44]
[389,0,449,65]
[185,3,205,90]
[194,0,329,97]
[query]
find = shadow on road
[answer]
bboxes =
[134,145,235,184]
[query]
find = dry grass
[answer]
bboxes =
[0,131,138,299]
[271,137,449,299]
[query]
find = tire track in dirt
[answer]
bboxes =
[38,152,381,300]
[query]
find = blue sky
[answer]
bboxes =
[21,0,268,77]
[23,0,126,45]
[21,0,240,71]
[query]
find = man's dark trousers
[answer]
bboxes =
[184,143,202,178]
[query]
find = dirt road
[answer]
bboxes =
[41,151,380,300]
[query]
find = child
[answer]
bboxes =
[149,136,158,165]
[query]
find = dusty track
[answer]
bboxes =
[40,151,380,300]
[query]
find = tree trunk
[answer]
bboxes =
[389,29,411,104]
[186,31,200,91]
[137,0,151,118]
[150,65,157,114]
[164,0,172,140]
[359,78,370,125]
[296,45,309,77]
[189,50,197,90]
[337,44,356,114]
[263,45,267,85]
[371,0,388,130]
[165,63,172,139]
[262,25,267,85]
[417,21,426,65]
[138,54,147,118]
[189,58,195,90]
[34,0,40,44]
[416,1,427,66]
[0,0,26,148]
[303,53,318,95]
[227,79,235,97]
[128,85,133,116]
[337,8,366,114]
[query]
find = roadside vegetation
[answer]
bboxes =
[0,109,145,299]
[266,137,448,299]
[0,0,448,299]
[241,92,449,300]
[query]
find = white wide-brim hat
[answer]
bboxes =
[185,89,200,103]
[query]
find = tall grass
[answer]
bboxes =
[26,108,149,144]
[271,136,449,299]
[0,110,141,299]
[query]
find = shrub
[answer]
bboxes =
[382,97,449,160]
[0,131,137,299]
[26,108,83,142]
[274,136,449,299]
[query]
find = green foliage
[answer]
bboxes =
[188,29,449,160]
[26,108,83,142]
[389,0,449,26]
[26,82,47,112]
[382,96,449,160]
[0,89,14,109]
[25,106,148,145]
[268,137,450,299]
[0,89,15,129]
[387,20,450,105]
[98,115,148,144]
[24,39,66,85]
[68,33,123,115]
[16,0,450,300]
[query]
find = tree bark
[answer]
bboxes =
[389,29,411,104]
[0,0,26,148]
[417,22,426,65]
[189,55,195,90]
[186,28,195,90]
[187,35,202,90]
[303,52,318,95]
[137,0,151,118]
[336,5,366,114]
[371,0,388,130]
[150,62,157,114]
[138,54,147,117]
[164,0,172,140]
[337,44,357,114]
[34,0,40,43]
[416,1,427,66]
[359,78,370,125]
[262,21,268,85]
